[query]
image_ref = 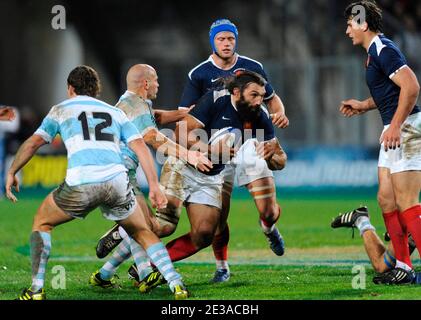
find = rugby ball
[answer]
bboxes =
[208,127,241,148]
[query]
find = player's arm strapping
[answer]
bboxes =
[6,134,47,202]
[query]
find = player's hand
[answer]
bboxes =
[339,99,367,117]
[210,135,236,161]
[149,186,167,209]
[270,112,289,128]
[5,173,19,203]
[380,124,401,151]
[0,107,16,121]
[256,140,277,160]
[187,150,213,172]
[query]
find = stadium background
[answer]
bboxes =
[1,0,421,300]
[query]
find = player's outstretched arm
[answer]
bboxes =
[143,127,212,172]
[128,138,167,209]
[339,98,376,117]
[153,106,194,125]
[6,135,47,202]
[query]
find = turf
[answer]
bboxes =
[1,194,421,300]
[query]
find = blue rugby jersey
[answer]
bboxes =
[34,95,142,186]
[179,54,275,107]
[366,34,420,125]
[116,91,157,169]
[189,89,275,176]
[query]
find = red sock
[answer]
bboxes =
[212,224,230,261]
[383,210,412,268]
[166,233,199,262]
[400,205,421,259]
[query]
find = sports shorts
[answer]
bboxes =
[53,172,137,221]
[223,138,273,187]
[378,112,421,174]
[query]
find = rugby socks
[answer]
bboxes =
[212,225,230,271]
[400,205,421,262]
[383,210,412,268]
[383,249,396,270]
[166,233,200,262]
[30,231,51,292]
[146,242,183,291]
[129,238,154,281]
[355,216,375,236]
[118,225,128,239]
[99,236,131,280]
[260,218,275,234]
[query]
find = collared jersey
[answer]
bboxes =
[34,95,141,186]
[116,91,157,169]
[366,34,420,125]
[180,54,275,107]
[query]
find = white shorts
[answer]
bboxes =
[227,138,273,187]
[378,112,421,174]
[181,165,224,209]
[159,156,186,201]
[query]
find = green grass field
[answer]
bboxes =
[1,191,421,300]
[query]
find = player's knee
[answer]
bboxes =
[32,216,54,233]
[191,228,214,249]
[377,192,395,212]
[155,206,181,237]
[259,204,281,224]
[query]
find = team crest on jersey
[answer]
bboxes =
[233,68,246,76]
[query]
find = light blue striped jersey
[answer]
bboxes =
[34,95,142,186]
[116,91,157,169]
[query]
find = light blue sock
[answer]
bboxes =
[30,231,51,292]
[129,238,154,281]
[100,236,131,280]
[146,242,182,291]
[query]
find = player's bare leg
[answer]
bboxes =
[155,195,183,237]
[247,177,284,256]
[362,230,390,273]
[165,203,220,262]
